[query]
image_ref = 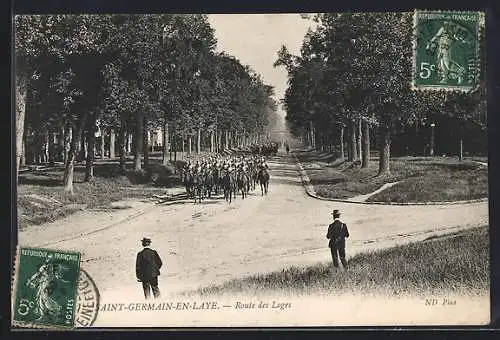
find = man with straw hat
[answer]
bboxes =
[326,209,350,269]
[136,237,163,299]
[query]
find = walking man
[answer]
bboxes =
[326,209,349,269]
[136,237,163,299]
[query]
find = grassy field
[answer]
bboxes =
[17,154,187,230]
[295,150,488,203]
[190,225,489,298]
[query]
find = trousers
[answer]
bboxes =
[142,276,161,299]
[330,247,348,268]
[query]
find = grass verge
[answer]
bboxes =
[295,150,488,202]
[190,225,489,298]
[17,157,183,230]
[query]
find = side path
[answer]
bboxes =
[292,152,488,205]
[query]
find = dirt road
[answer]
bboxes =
[18,152,489,302]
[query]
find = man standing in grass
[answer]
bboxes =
[326,209,349,270]
[136,237,163,299]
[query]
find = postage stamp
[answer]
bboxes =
[412,10,483,91]
[11,247,81,329]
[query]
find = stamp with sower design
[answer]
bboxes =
[412,10,484,92]
[12,247,81,328]
[11,246,101,329]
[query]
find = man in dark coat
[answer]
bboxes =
[326,209,349,269]
[136,237,163,299]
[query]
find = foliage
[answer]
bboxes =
[16,14,277,172]
[275,12,486,156]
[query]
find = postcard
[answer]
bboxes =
[13,12,489,328]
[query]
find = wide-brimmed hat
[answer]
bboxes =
[331,209,340,216]
[141,237,152,244]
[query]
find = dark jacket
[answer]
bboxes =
[136,247,163,281]
[326,220,349,248]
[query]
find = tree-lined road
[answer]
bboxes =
[18,151,488,301]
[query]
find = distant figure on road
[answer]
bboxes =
[285,142,290,155]
[326,209,349,269]
[136,237,163,299]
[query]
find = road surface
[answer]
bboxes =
[18,152,489,302]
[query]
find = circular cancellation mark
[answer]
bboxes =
[74,269,100,327]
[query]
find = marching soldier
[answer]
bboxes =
[326,209,349,270]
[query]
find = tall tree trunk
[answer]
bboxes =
[64,125,72,164]
[15,70,28,183]
[188,135,192,154]
[20,134,26,166]
[162,122,169,166]
[48,131,56,166]
[169,132,173,162]
[143,116,149,169]
[59,125,65,162]
[349,120,358,162]
[119,120,127,174]
[357,119,362,161]
[210,131,214,153]
[197,127,201,154]
[414,121,420,156]
[126,132,132,154]
[44,130,50,164]
[340,127,345,159]
[225,130,229,149]
[64,113,88,193]
[109,127,116,159]
[214,126,218,152]
[320,128,325,152]
[133,113,143,171]
[84,116,96,182]
[361,120,370,168]
[459,138,464,161]
[173,135,177,173]
[309,120,315,149]
[100,127,106,159]
[378,125,391,176]
[79,132,86,161]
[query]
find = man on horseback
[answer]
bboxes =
[257,157,270,196]
[259,157,269,170]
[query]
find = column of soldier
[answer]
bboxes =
[180,150,270,203]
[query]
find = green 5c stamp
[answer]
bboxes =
[412,10,484,91]
[12,247,81,329]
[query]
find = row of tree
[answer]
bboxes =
[275,13,486,175]
[15,14,277,192]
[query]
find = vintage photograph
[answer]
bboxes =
[13,12,488,328]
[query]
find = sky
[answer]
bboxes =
[208,14,316,115]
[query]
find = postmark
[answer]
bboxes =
[12,246,81,329]
[412,10,484,91]
[74,269,100,327]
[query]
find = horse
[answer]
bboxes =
[222,170,234,203]
[193,172,204,203]
[236,170,249,199]
[183,170,195,198]
[252,167,259,190]
[204,171,214,199]
[212,167,222,196]
[257,168,270,196]
[248,166,257,191]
